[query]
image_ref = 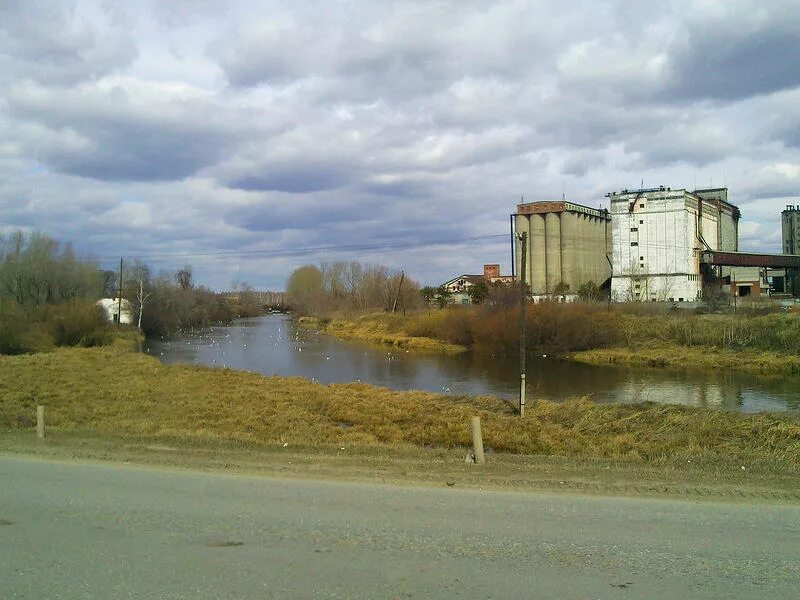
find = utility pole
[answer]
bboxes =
[391,271,405,313]
[517,232,527,417]
[117,257,123,328]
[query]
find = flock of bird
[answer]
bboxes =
[147,316,455,394]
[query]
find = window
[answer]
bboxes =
[639,220,644,224]
[639,203,645,208]
[639,256,644,260]
[630,227,638,232]
[678,298,684,302]
[631,242,638,246]
[640,263,645,268]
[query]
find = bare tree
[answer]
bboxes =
[136,278,152,330]
[176,265,193,291]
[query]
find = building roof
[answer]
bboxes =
[442,274,484,287]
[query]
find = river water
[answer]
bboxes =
[146,314,800,414]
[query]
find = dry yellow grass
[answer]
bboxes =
[301,314,467,353]
[2,341,799,470]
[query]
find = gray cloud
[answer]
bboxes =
[0,0,136,85]
[4,82,262,182]
[666,14,800,102]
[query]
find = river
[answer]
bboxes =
[146,314,800,414]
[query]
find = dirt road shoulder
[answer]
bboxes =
[2,431,798,505]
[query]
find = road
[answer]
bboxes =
[1,455,798,599]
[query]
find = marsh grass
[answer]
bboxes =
[312,306,800,373]
[1,343,798,468]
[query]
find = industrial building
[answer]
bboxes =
[512,201,611,298]
[511,187,800,303]
[609,187,740,302]
[783,205,800,254]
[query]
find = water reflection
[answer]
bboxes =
[146,315,800,414]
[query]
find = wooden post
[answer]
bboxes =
[36,405,45,439]
[471,416,485,464]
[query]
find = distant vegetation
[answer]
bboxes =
[120,261,239,337]
[0,232,111,354]
[0,230,267,354]
[286,261,424,315]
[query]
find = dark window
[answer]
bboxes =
[639,256,644,260]
[639,204,645,208]
[639,220,644,224]
[631,242,638,246]
[678,298,684,302]
[630,227,638,232]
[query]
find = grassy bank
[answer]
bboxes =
[304,306,800,375]
[1,344,799,471]
[570,343,800,374]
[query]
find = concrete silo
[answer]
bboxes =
[514,201,612,297]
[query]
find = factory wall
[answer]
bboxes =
[611,190,704,302]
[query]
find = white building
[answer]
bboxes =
[441,274,484,305]
[96,298,134,325]
[609,187,739,302]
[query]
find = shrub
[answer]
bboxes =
[47,301,112,348]
[0,302,30,354]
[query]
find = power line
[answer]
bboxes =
[94,234,510,262]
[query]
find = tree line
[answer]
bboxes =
[286,261,424,315]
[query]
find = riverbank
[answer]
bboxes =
[570,343,800,375]
[301,308,800,375]
[2,343,799,473]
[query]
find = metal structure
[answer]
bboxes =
[701,251,800,268]
[517,232,527,418]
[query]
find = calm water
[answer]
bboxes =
[147,314,800,414]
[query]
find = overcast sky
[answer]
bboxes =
[2,0,800,290]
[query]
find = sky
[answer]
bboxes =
[2,0,800,290]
